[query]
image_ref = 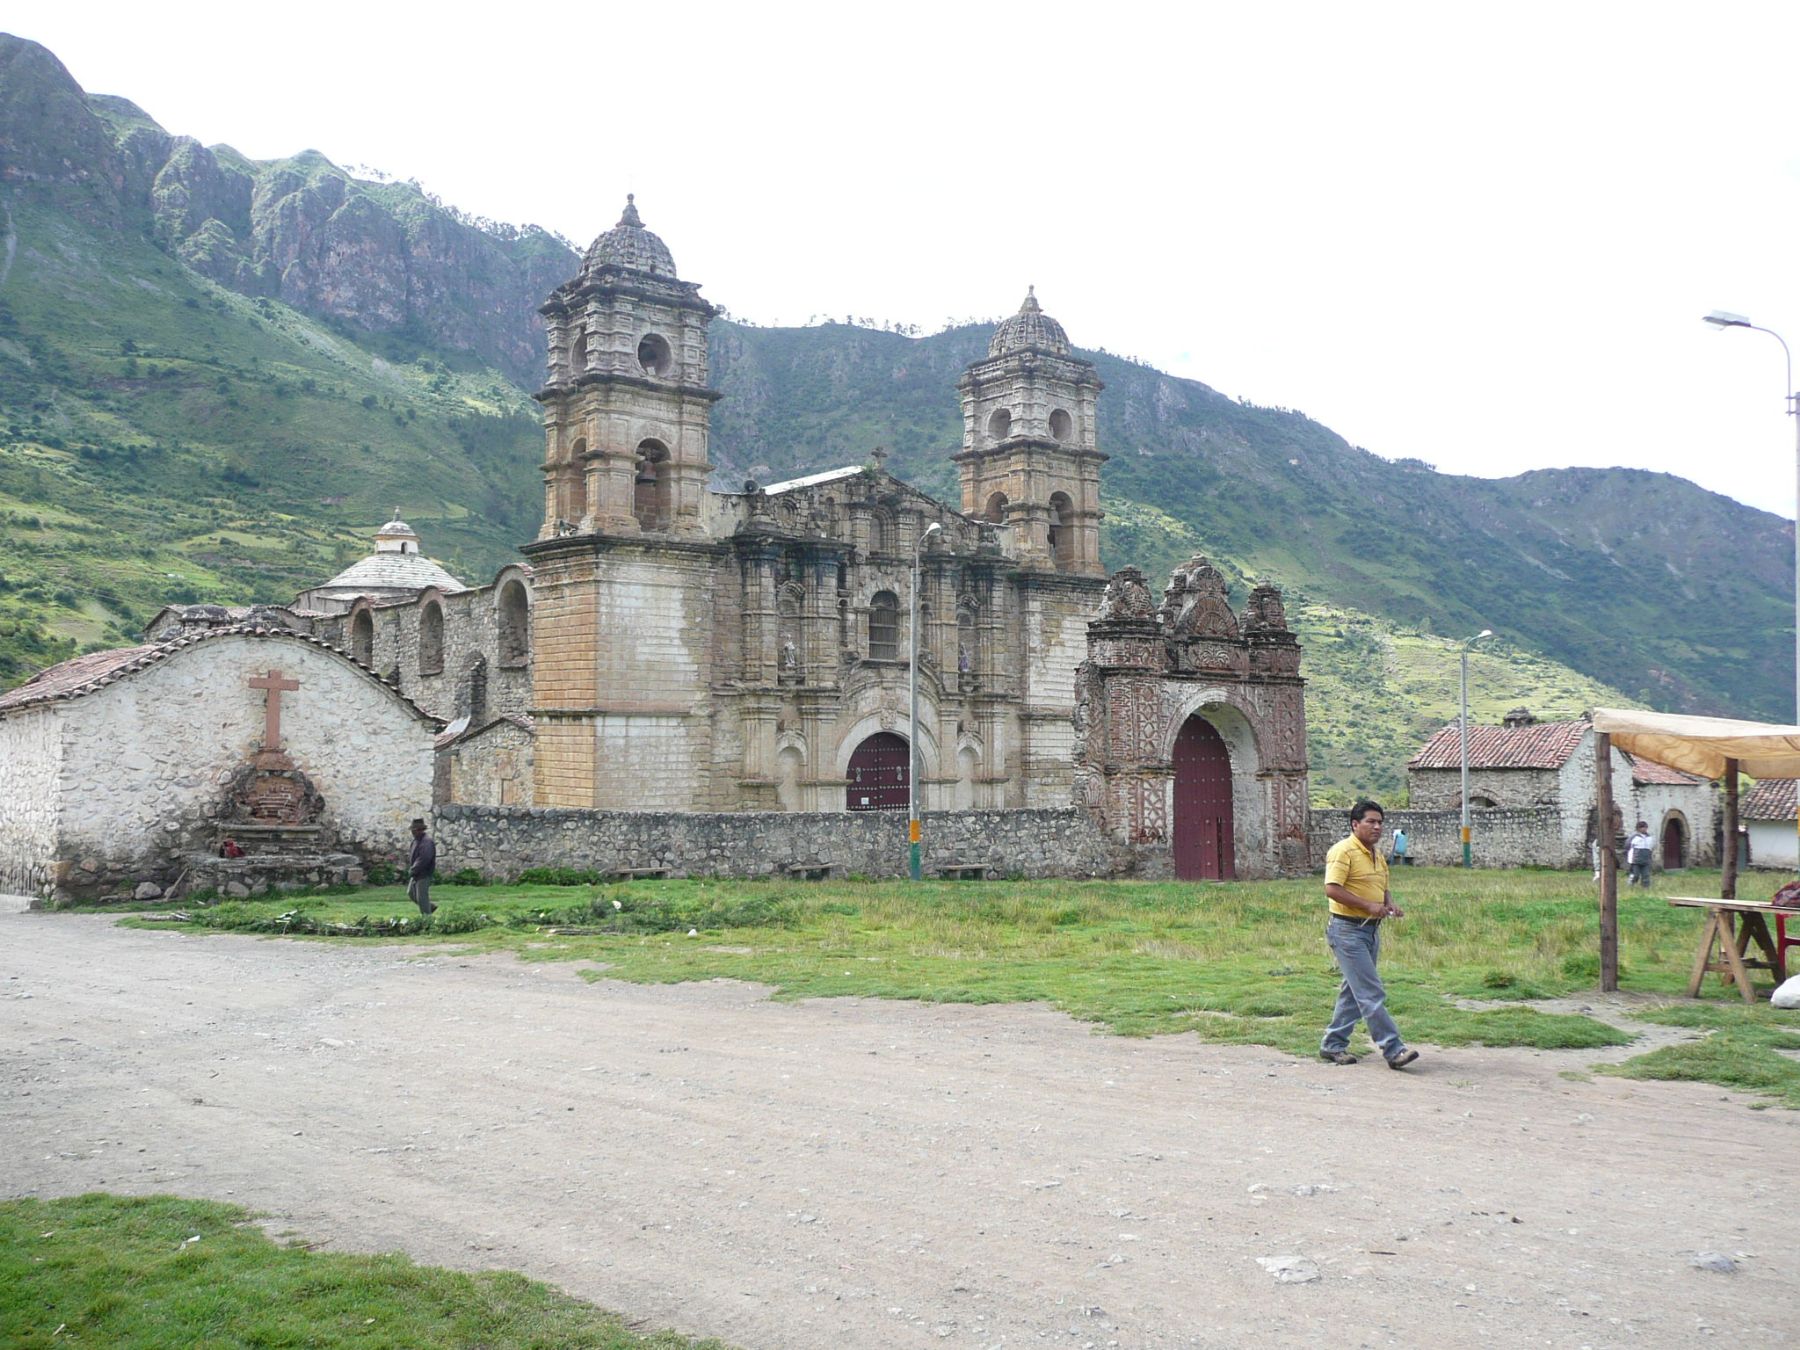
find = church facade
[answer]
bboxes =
[523,199,1111,813]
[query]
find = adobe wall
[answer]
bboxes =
[433,805,1126,881]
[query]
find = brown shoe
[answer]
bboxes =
[1387,1049,1420,1070]
[1318,1049,1360,1066]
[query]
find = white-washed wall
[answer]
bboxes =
[49,635,435,897]
[0,706,63,897]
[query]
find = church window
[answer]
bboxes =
[634,439,671,531]
[868,513,888,553]
[571,329,588,374]
[1049,491,1074,570]
[987,408,1012,441]
[957,604,978,679]
[869,591,899,660]
[1049,408,1073,441]
[419,600,445,676]
[497,579,529,667]
[836,559,849,593]
[350,608,374,666]
[983,492,1008,524]
[637,332,673,376]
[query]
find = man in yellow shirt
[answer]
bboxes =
[1319,799,1418,1069]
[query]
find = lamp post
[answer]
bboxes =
[909,520,942,881]
[1459,628,1493,868]
[1702,311,1799,724]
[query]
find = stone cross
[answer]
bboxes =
[248,669,300,750]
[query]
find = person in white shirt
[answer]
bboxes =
[1625,821,1654,888]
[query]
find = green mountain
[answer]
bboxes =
[1,32,1788,804]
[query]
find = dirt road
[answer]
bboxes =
[4,912,1794,1347]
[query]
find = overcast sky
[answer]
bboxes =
[12,2,1800,517]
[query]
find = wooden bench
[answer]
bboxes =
[784,861,833,881]
[1668,896,1794,1001]
[606,867,669,882]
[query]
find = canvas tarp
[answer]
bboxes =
[1590,707,1800,780]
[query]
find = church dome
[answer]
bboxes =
[989,287,1070,357]
[582,195,678,279]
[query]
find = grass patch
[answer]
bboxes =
[1593,1001,1800,1108]
[0,1192,726,1349]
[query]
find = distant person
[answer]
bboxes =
[407,817,437,916]
[1389,826,1411,866]
[1319,799,1418,1070]
[1626,820,1654,888]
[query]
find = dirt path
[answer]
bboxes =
[4,913,1795,1348]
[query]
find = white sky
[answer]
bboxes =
[11,1,1800,516]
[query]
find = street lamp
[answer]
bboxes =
[908,520,942,881]
[1459,628,1493,868]
[1702,310,1800,724]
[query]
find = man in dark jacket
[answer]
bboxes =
[407,818,437,915]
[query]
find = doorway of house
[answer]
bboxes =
[1173,715,1234,880]
[1661,816,1686,870]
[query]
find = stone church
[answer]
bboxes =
[0,196,1313,898]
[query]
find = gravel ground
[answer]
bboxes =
[4,910,1796,1348]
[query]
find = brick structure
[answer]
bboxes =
[1071,559,1310,879]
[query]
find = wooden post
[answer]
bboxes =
[1596,731,1619,992]
[1721,757,1739,901]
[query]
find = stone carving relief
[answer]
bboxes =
[1162,556,1239,641]
[1098,566,1157,621]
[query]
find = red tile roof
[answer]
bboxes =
[1743,778,1797,821]
[0,646,160,712]
[1627,753,1708,786]
[1408,719,1588,770]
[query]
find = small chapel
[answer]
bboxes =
[0,197,1313,900]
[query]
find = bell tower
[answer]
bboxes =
[954,288,1106,575]
[535,195,718,538]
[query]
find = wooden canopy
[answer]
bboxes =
[1589,707,1800,990]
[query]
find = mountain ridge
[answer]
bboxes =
[0,30,1789,803]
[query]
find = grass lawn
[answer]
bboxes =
[0,1193,727,1349]
[109,866,1800,1107]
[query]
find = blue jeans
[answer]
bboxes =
[1322,915,1405,1060]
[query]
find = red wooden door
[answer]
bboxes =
[1173,716,1234,880]
[847,732,910,812]
[1662,818,1684,869]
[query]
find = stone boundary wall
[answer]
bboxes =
[1306,806,1575,870]
[433,805,1127,881]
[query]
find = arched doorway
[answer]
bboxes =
[1662,815,1686,870]
[846,732,909,812]
[1173,715,1234,880]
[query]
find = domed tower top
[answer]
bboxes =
[581,195,679,279]
[373,512,420,555]
[988,286,1071,357]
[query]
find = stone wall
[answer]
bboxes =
[433,805,1126,881]
[1307,806,1572,869]
[40,634,436,901]
[0,706,62,896]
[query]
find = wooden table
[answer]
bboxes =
[1668,897,1795,1002]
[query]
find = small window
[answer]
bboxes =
[869,591,899,660]
[571,329,588,374]
[868,514,887,553]
[637,333,673,376]
[987,408,1011,441]
[1049,408,1072,441]
[419,600,445,676]
[983,492,1008,524]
